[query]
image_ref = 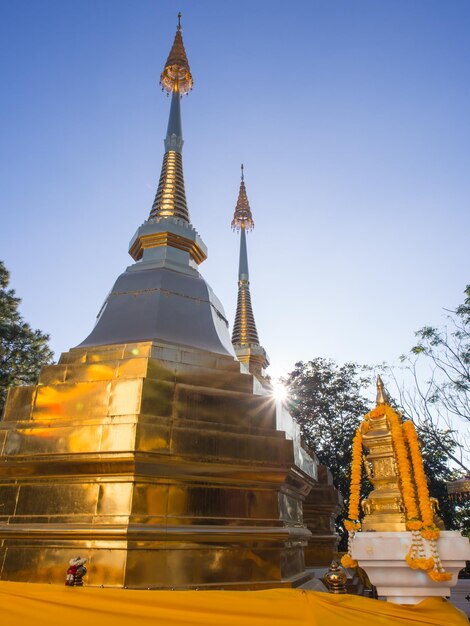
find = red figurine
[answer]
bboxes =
[65,557,87,586]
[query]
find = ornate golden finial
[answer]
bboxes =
[376,375,389,406]
[160,15,193,95]
[323,561,347,594]
[231,165,254,231]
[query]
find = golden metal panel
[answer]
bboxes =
[116,357,149,379]
[174,363,253,393]
[58,350,87,365]
[170,426,290,464]
[0,485,19,517]
[173,385,277,427]
[122,343,153,359]
[86,348,125,363]
[100,423,136,453]
[33,381,111,419]
[135,422,170,453]
[150,345,181,363]
[38,364,67,385]
[124,550,168,587]
[166,485,278,521]
[108,379,142,416]
[3,425,103,456]
[15,483,99,516]
[86,549,127,587]
[215,355,241,372]
[125,547,282,587]
[147,359,175,382]
[180,350,217,369]
[2,386,35,422]
[131,484,169,516]
[97,483,133,516]
[140,379,174,416]
[65,361,118,384]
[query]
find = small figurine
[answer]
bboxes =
[65,556,87,586]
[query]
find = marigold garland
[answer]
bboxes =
[342,402,453,582]
[402,420,452,581]
[402,421,435,530]
[340,554,358,569]
[346,427,363,525]
[384,406,420,521]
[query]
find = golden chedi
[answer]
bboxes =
[0,16,339,589]
[342,377,452,583]
[360,376,407,531]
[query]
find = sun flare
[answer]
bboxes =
[272,380,288,402]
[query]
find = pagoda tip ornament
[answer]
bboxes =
[376,375,389,405]
[160,12,193,95]
[231,164,254,231]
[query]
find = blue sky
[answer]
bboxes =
[1,0,469,378]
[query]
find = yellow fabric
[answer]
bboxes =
[0,582,466,626]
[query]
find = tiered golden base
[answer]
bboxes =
[0,342,335,588]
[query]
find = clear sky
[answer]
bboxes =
[1,0,469,378]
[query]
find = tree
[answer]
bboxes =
[0,261,53,416]
[414,425,464,532]
[286,358,372,547]
[395,285,469,473]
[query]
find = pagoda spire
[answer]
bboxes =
[149,12,193,223]
[231,166,269,379]
[129,15,207,269]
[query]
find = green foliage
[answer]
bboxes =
[286,358,372,547]
[414,425,467,533]
[396,284,470,535]
[403,285,470,472]
[0,261,53,415]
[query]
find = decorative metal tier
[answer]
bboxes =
[149,150,189,222]
[232,281,260,346]
[160,13,193,95]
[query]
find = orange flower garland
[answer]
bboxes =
[341,402,452,582]
[383,406,420,523]
[347,427,363,524]
[341,427,363,569]
[402,421,434,529]
[403,420,452,581]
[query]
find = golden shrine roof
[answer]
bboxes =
[160,13,193,95]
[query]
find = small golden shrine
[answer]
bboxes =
[342,377,451,582]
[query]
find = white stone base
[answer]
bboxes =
[351,531,470,604]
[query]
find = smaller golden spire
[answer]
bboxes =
[160,13,193,95]
[231,164,254,231]
[376,375,389,406]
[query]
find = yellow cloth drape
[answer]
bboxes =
[0,582,466,626]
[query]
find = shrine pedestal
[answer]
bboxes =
[351,531,470,604]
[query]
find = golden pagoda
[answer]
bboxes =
[231,165,269,380]
[360,376,407,531]
[0,16,339,588]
